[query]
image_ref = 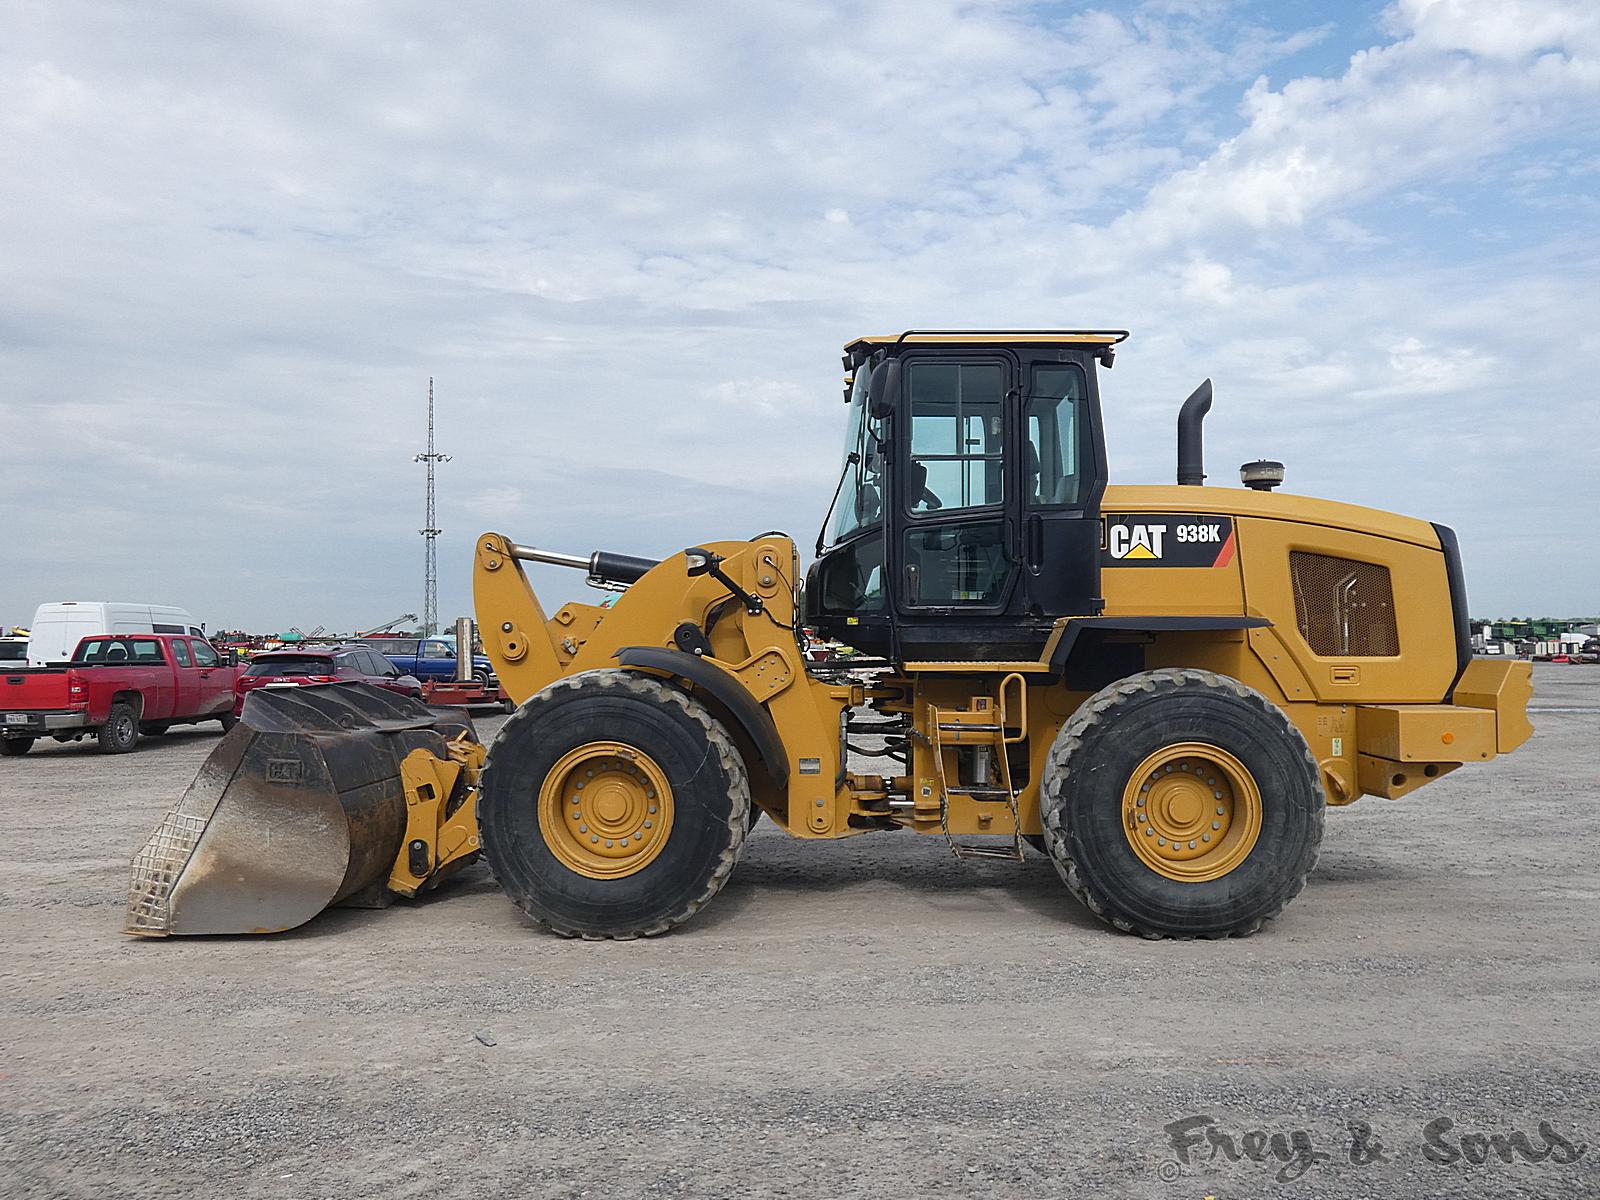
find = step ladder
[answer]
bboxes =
[928,673,1028,862]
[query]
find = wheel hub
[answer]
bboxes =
[539,742,675,879]
[1122,742,1262,882]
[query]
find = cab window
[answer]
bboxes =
[73,639,166,664]
[172,641,193,667]
[191,640,219,668]
[830,359,887,543]
[907,362,1005,512]
[1026,364,1087,506]
[904,523,1009,605]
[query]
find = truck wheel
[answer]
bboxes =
[1039,668,1323,939]
[479,670,749,938]
[0,737,33,757]
[473,668,493,688]
[218,714,238,733]
[98,704,141,754]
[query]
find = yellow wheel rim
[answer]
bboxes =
[1121,742,1262,882]
[539,742,675,880]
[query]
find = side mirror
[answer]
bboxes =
[867,359,900,420]
[683,547,716,577]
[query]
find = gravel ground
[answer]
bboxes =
[1,664,1597,1199]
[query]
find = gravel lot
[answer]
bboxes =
[1,664,1597,1199]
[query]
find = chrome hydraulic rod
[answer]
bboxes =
[502,542,660,588]
[503,543,589,570]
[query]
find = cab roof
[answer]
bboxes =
[845,329,1129,353]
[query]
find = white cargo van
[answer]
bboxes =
[26,602,204,666]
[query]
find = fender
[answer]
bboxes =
[1050,615,1272,691]
[613,646,790,789]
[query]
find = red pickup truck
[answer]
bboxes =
[0,634,242,756]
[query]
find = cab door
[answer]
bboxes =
[169,639,200,717]
[422,639,456,680]
[188,638,231,714]
[1017,356,1104,617]
[897,357,1016,607]
[891,355,1027,658]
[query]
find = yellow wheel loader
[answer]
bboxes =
[128,331,1533,940]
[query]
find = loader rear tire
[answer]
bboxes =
[1040,668,1322,939]
[98,704,140,754]
[1,737,33,756]
[479,670,749,938]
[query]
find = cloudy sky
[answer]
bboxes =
[3,0,1597,633]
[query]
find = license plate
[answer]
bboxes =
[4,714,27,725]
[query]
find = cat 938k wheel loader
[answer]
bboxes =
[127,331,1532,941]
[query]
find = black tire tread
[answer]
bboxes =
[483,670,749,939]
[97,702,140,755]
[1040,667,1323,940]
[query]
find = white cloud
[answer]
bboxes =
[1,0,1596,627]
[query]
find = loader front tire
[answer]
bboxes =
[1040,668,1323,939]
[479,670,749,938]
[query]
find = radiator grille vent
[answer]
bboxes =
[1290,552,1399,657]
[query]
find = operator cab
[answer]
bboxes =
[807,330,1124,662]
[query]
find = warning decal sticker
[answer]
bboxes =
[1100,514,1236,568]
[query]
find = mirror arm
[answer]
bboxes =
[814,451,859,556]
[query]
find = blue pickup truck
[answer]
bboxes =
[362,637,497,687]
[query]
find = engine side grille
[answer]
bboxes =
[1290,552,1399,657]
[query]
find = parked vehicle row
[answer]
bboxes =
[1,612,512,757]
[2,634,239,756]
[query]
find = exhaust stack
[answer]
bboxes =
[1177,379,1213,486]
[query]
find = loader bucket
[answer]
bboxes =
[125,684,474,937]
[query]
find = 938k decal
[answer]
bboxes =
[1101,514,1236,568]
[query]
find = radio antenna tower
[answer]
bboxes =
[414,378,450,638]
